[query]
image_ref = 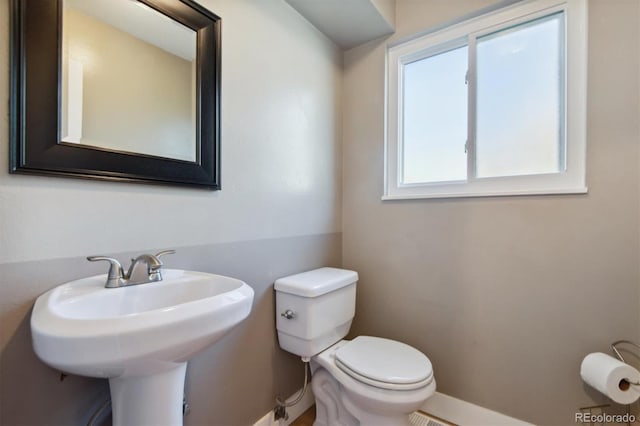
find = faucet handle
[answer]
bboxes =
[87,256,124,288]
[146,250,174,282]
[154,250,176,260]
[153,250,176,267]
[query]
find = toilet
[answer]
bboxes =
[275,267,436,426]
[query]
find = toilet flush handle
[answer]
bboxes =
[281,310,296,320]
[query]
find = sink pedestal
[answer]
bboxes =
[109,363,187,426]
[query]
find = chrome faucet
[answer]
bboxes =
[87,250,175,288]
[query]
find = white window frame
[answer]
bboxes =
[383,0,587,200]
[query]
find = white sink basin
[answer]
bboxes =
[31,269,254,425]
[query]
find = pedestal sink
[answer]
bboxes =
[31,269,254,425]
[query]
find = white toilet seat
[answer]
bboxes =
[334,336,433,390]
[312,337,436,425]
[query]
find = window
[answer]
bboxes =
[384,0,587,199]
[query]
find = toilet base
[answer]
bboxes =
[311,367,434,426]
[312,369,358,426]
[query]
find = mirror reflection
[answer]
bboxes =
[61,0,197,162]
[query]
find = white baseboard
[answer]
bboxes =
[253,386,315,426]
[253,388,532,426]
[421,392,533,426]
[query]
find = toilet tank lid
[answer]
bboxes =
[274,267,358,297]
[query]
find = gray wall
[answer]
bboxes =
[342,0,640,425]
[0,0,342,424]
[0,0,342,265]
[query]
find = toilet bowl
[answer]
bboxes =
[275,268,436,425]
[311,338,435,426]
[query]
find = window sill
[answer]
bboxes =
[381,186,588,200]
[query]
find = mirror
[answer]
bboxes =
[62,0,198,162]
[10,0,221,189]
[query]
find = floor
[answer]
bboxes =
[290,405,315,426]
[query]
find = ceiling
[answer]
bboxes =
[285,0,396,50]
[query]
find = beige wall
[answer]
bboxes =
[343,0,640,424]
[62,7,195,161]
[0,0,342,424]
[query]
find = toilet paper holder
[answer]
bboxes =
[611,340,640,386]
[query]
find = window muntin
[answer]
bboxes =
[384,0,587,199]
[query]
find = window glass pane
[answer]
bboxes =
[402,45,468,184]
[476,13,564,178]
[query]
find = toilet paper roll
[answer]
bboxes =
[580,352,640,405]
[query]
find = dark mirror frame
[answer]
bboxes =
[9,0,221,189]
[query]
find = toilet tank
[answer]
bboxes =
[275,267,358,358]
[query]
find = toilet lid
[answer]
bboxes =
[335,336,433,390]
